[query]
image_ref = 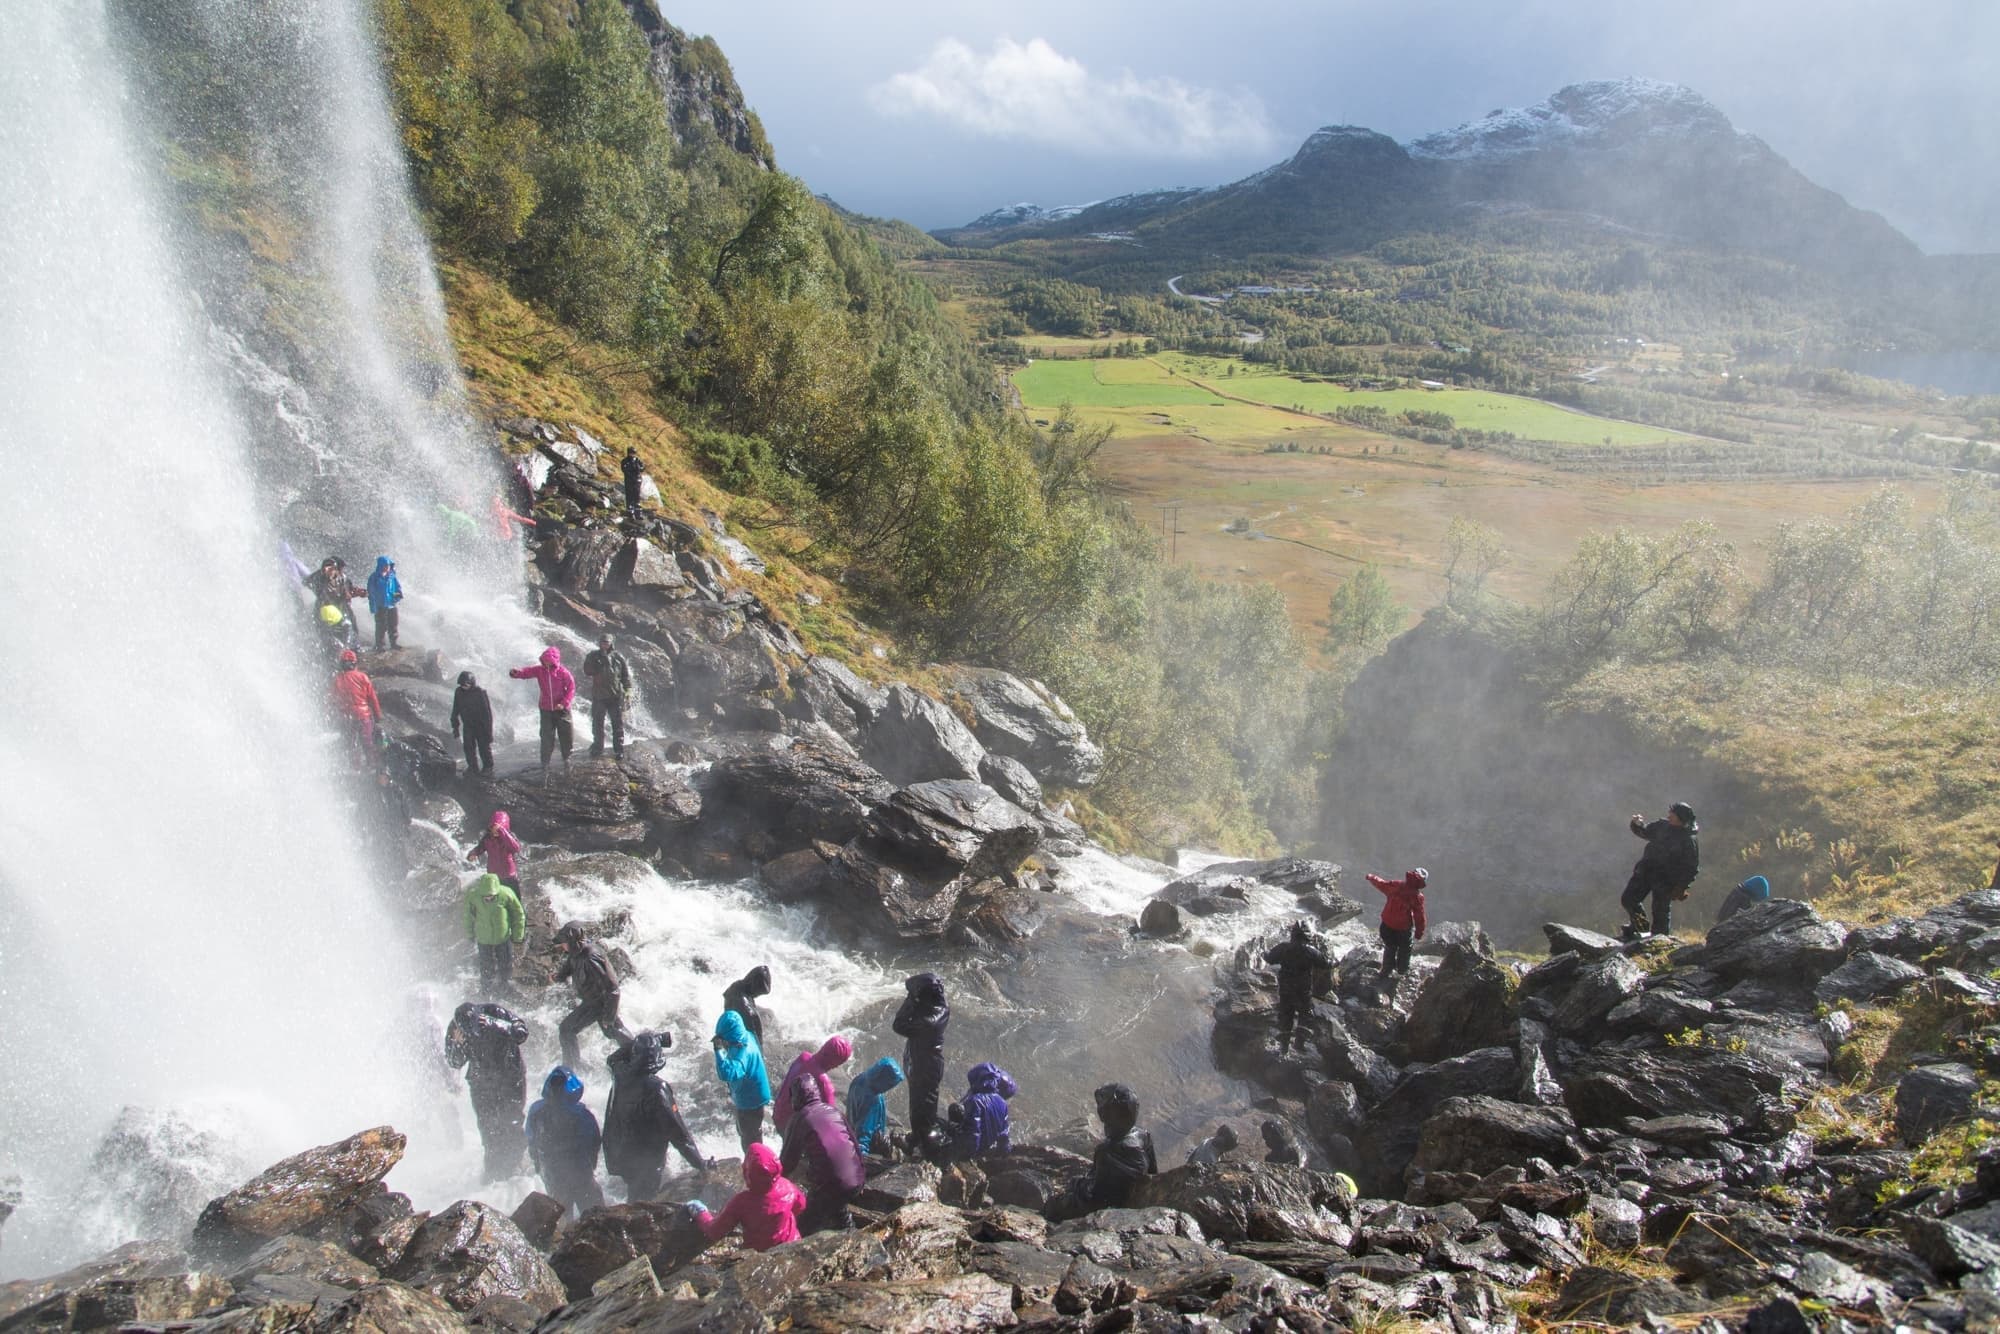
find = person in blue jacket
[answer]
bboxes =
[946,1061,1017,1161]
[1714,873,1771,924]
[526,1065,602,1217]
[366,555,404,651]
[712,1009,772,1152]
[844,1057,904,1159]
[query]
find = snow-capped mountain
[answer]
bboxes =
[1407,79,1746,162]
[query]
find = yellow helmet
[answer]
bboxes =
[318,604,344,626]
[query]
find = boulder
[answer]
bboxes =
[854,1162,944,1213]
[942,666,1102,786]
[1543,923,1628,959]
[386,1200,565,1313]
[976,752,1043,811]
[227,1237,380,1291]
[192,1127,406,1263]
[1312,1014,1402,1104]
[1350,1048,1519,1196]
[1896,1063,1979,1147]
[1814,951,1926,1005]
[546,1201,706,1300]
[1129,1164,1353,1244]
[1137,898,1184,938]
[861,685,985,786]
[1848,888,2000,964]
[1559,1048,1796,1133]
[1416,919,1494,957]
[0,1272,234,1329]
[871,1201,973,1281]
[1605,987,1716,1035]
[609,537,685,594]
[1192,857,1344,899]
[860,781,1041,880]
[776,1271,1016,1331]
[483,751,699,853]
[1691,899,1848,983]
[701,744,894,852]
[1548,954,1644,1036]
[306,1280,467,1332]
[1404,944,1517,1062]
[1412,1097,1581,1178]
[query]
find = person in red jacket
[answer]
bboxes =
[329,649,382,770]
[1365,867,1428,981]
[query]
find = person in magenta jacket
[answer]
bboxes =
[510,646,576,778]
[772,1034,853,1134]
[466,810,524,892]
[1365,868,1428,980]
[687,1143,805,1252]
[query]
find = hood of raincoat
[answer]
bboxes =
[374,556,394,575]
[715,1009,753,1047]
[849,1057,904,1101]
[540,646,562,669]
[542,1066,584,1102]
[1095,1082,1139,1137]
[968,1062,1015,1096]
[1739,874,1771,900]
[808,1034,852,1073]
[738,965,772,998]
[489,811,512,835]
[743,1143,782,1187]
[905,972,945,1004]
[611,1031,669,1079]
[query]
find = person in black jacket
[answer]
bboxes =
[603,1030,708,1202]
[1262,921,1331,1055]
[723,965,772,1049]
[892,972,949,1148]
[1046,1083,1157,1221]
[451,671,495,775]
[444,1001,529,1180]
[1620,802,1701,937]
[621,447,645,516]
[554,921,634,1066]
[581,635,632,761]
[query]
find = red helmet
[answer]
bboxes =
[339,649,358,665]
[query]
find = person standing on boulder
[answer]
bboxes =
[450,671,495,776]
[845,1057,904,1159]
[365,556,403,651]
[444,1001,529,1180]
[772,1035,853,1133]
[621,446,646,516]
[603,1030,711,1203]
[581,634,632,761]
[552,922,634,1066]
[1046,1083,1157,1221]
[466,810,523,894]
[463,872,525,991]
[329,649,382,770]
[509,646,575,780]
[1262,921,1331,1055]
[722,965,772,1049]
[526,1065,603,1217]
[893,973,950,1152]
[1620,803,1700,937]
[304,556,362,648]
[712,1009,773,1151]
[779,1078,866,1234]
[1365,868,1428,982]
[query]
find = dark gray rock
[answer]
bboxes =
[1560,1048,1796,1133]
[975,752,1042,811]
[1895,1063,1979,1146]
[1587,1193,1643,1251]
[1416,919,1493,957]
[609,537,685,594]
[701,744,893,851]
[1193,857,1344,899]
[1404,945,1517,1062]
[1351,1048,1519,1196]
[1814,951,1925,1004]
[1605,987,1716,1034]
[1847,888,2000,963]
[1627,1114,1729,1147]
[861,781,1041,879]
[386,1200,564,1313]
[546,1201,706,1300]
[1691,899,1848,982]
[1137,898,1183,938]
[862,685,985,786]
[1412,1097,1580,1178]
[1129,1164,1353,1244]
[1901,1215,2000,1279]
[1551,1263,1709,1323]
[192,1127,406,1264]
[1543,923,1627,958]
[1549,954,1644,1036]
[943,666,1102,786]
[484,749,698,854]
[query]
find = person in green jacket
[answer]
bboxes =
[464,872,526,991]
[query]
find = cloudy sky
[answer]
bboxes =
[655,0,1999,255]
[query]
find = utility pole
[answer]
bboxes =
[1152,501,1184,562]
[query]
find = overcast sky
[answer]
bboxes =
[655,0,1999,255]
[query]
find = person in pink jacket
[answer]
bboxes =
[467,810,524,892]
[509,646,576,779]
[771,1035,853,1134]
[688,1143,805,1252]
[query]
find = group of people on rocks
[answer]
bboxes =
[441,944,1165,1250]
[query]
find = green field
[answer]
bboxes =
[1016,358,1227,409]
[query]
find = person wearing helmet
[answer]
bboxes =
[365,556,403,651]
[1365,868,1429,982]
[1621,803,1701,937]
[450,671,495,776]
[1262,921,1332,1055]
[552,921,633,1066]
[1046,1083,1157,1221]
[329,649,382,771]
[444,1001,529,1180]
[510,646,576,780]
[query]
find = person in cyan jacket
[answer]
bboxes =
[462,873,524,990]
[602,1030,709,1202]
[365,555,403,650]
[945,1062,1017,1160]
[844,1057,904,1158]
[450,671,495,776]
[722,965,772,1049]
[687,1144,803,1253]
[780,1078,866,1235]
[1620,802,1700,936]
[553,921,632,1065]
[444,1001,528,1180]
[465,810,522,893]
[1046,1083,1157,1222]
[892,972,949,1149]
[526,1065,602,1217]
[712,1008,772,1151]
[772,1035,853,1133]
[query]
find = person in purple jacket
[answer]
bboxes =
[945,1062,1017,1161]
[779,1078,866,1235]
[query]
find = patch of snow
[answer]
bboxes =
[1407,78,1746,161]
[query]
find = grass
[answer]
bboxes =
[1015,358,1228,409]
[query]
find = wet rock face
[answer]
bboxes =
[385,1200,565,1313]
[483,748,699,854]
[862,686,986,786]
[1130,1165,1354,1245]
[943,665,1103,787]
[1687,898,1849,983]
[1403,944,1517,1062]
[1895,1063,1979,1147]
[1410,1096,1580,1179]
[699,744,894,854]
[192,1127,406,1264]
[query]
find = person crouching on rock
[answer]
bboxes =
[463,872,525,992]
[1714,873,1771,925]
[722,965,772,1049]
[526,1065,602,1218]
[686,1144,804,1253]
[509,645,575,780]
[603,1030,711,1203]
[1620,802,1700,937]
[893,972,950,1152]
[1185,1123,1239,1169]
[553,921,633,1066]
[444,1001,528,1180]
[328,649,382,771]
[1047,1083,1157,1222]
[1263,921,1331,1055]
[1365,868,1428,982]
[945,1062,1017,1162]
[466,809,522,894]
[780,1078,866,1234]
[845,1057,904,1159]
[450,672,495,776]
[711,1009,772,1151]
